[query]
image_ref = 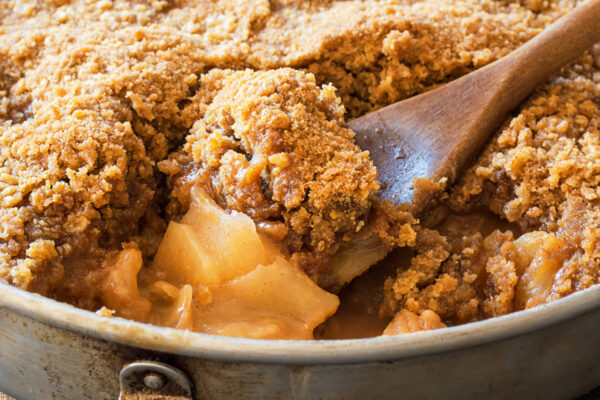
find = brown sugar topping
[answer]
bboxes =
[0,0,598,337]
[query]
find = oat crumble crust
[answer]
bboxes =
[382,44,600,325]
[0,0,598,330]
[159,68,392,281]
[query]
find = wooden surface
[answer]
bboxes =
[349,0,600,208]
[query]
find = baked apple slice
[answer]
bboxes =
[194,257,339,339]
[99,247,152,321]
[152,186,270,286]
[514,232,572,309]
[322,224,388,290]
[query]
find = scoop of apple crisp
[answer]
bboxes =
[160,68,415,285]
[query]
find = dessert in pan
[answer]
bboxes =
[0,0,598,339]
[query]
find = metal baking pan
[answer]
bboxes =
[1,281,599,399]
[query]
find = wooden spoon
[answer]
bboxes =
[349,0,600,210]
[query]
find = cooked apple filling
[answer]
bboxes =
[101,186,339,339]
[1,0,599,340]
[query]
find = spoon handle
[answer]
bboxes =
[349,0,600,207]
[429,0,600,194]
[488,0,600,116]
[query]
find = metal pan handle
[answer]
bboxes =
[119,361,193,400]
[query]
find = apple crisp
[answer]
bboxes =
[0,0,598,339]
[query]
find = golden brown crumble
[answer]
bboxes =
[160,68,387,281]
[382,47,600,327]
[0,0,598,337]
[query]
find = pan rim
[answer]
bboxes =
[1,282,599,364]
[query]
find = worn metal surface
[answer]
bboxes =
[1,282,600,399]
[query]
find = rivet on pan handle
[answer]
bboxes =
[119,361,193,400]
